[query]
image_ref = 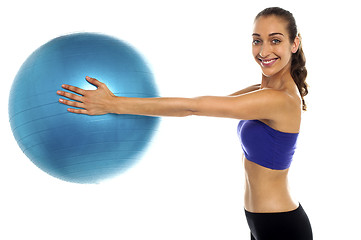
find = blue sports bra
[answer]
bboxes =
[237,120,299,170]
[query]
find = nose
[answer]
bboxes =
[259,43,271,58]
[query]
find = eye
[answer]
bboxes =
[272,39,281,44]
[252,39,261,45]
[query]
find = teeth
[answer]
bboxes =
[262,59,276,64]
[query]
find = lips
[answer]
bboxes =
[258,58,278,67]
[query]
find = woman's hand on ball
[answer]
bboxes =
[57,76,116,115]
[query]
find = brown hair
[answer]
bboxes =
[255,7,309,111]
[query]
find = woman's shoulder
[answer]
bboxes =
[257,88,301,132]
[260,84,301,108]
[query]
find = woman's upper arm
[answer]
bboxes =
[191,89,291,120]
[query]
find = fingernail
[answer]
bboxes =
[59,99,64,102]
[86,76,90,80]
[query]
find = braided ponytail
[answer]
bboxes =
[256,7,309,110]
[291,34,308,110]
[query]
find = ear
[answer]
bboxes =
[291,36,300,53]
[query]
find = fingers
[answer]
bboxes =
[59,76,102,97]
[86,76,104,88]
[61,84,86,95]
[58,98,85,108]
[57,90,83,102]
[67,108,88,114]
[57,89,85,110]
[58,98,87,114]
[57,76,101,115]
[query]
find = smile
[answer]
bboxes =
[259,58,278,67]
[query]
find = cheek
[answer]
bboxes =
[279,44,293,59]
[282,52,293,64]
[252,46,259,58]
[276,47,292,62]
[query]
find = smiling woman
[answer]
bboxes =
[253,8,308,111]
[57,6,312,240]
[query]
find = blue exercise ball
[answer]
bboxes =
[9,32,159,184]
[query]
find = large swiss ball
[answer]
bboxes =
[9,33,159,184]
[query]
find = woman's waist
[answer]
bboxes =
[244,179,297,213]
[244,189,298,213]
[243,157,297,212]
[245,181,292,197]
[244,198,299,213]
[245,178,291,197]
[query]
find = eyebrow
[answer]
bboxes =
[252,32,285,37]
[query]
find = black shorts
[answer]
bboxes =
[245,204,313,240]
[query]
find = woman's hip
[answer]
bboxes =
[244,203,313,240]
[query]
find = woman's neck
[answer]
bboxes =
[261,66,293,90]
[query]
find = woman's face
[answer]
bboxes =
[252,15,299,78]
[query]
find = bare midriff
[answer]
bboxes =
[244,158,299,213]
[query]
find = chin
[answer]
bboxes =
[259,63,290,78]
[261,68,279,78]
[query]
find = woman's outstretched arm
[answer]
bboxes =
[57,76,292,120]
[57,77,196,117]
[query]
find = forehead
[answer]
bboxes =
[253,15,288,36]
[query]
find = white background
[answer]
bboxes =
[1,0,360,239]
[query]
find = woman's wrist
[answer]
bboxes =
[108,96,125,114]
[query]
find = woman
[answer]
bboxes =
[57,7,313,240]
